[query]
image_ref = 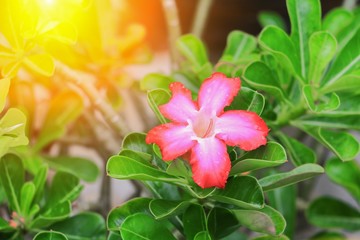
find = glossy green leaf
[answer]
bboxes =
[19,182,35,216]
[35,91,84,151]
[107,231,121,240]
[323,8,353,37]
[329,93,360,115]
[221,231,248,240]
[306,196,360,230]
[307,31,337,84]
[211,176,264,209]
[122,132,152,154]
[0,154,24,212]
[45,156,99,182]
[303,85,340,112]
[194,231,212,240]
[31,201,71,228]
[149,199,191,220]
[334,8,360,52]
[107,197,152,231]
[326,157,360,203]
[0,108,29,157]
[119,149,152,165]
[147,89,171,124]
[243,61,290,103]
[287,0,321,77]
[33,231,68,240]
[293,125,360,161]
[120,213,176,240]
[230,142,287,175]
[107,155,185,184]
[277,133,316,166]
[310,231,346,240]
[268,183,297,238]
[140,73,173,91]
[322,28,360,87]
[49,212,106,240]
[207,207,240,239]
[23,53,55,77]
[166,158,191,179]
[295,114,360,130]
[0,78,10,112]
[321,69,360,93]
[259,163,324,191]
[225,87,265,116]
[46,171,82,210]
[258,11,286,30]
[183,204,207,240]
[233,205,286,235]
[33,165,48,204]
[259,26,300,76]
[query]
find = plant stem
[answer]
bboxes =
[161,0,182,70]
[56,61,129,137]
[191,0,214,38]
[343,0,358,10]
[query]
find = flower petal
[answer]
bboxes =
[216,110,269,151]
[159,82,198,123]
[146,123,196,160]
[198,72,241,116]
[190,137,231,188]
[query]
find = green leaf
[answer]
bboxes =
[211,176,264,209]
[45,171,82,210]
[147,89,171,124]
[252,235,289,240]
[183,204,207,240]
[0,78,10,112]
[0,154,24,213]
[107,197,152,231]
[233,205,286,235]
[293,125,360,161]
[287,0,321,78]
[321,69,360,93]
[45,156,99,182]
[325,157,360,203]
[307,31,337,84]
[19,182,35,216]
[31,201,72,228]
[107,155,185,184]
[149,199,191,220]
[23,53,55,77]
[295,114,360,130]
[194,231,212,240]
[33,231,68,240]
[120,213,176,240]
[329,93,360,115]
[33,165,48,204]
[310,231,347,240]
[243,61,290,104]
[35,91,84,151]
[122,132,152,154]
[0,217,13,231]
[225,87,265,116]
[276,133,316,166]
[334,9,360,52]
[140,73,173,91]
[107,231,122,240]
[306,196,360,231]
[49,212,106,240]
[302,85,340,112]
[0,108,29,156]
[258,11,287,30]
[230,142,287,175]
[259,26,300,76]
[259,163,324,191]
[207,207,240,239]
[268,183,297,238]
[323,8,353,37]
[322,28,360,88]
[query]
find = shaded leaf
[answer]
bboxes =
[323,8,353,37]
[183,204,207,240]
[33,231,68,240]
[147,89,171,124]
[149,199,191,220]
[140,73,172,91]
[258,11,287,30]
[226,87,265,116]
[207,207,240,239]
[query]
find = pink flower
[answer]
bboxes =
[146,72,269,188]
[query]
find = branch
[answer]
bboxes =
[191,0,214,38]
[161,0,182,70]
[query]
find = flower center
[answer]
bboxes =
[193,114,215,138]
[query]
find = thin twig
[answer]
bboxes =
[191,0,214,38]
[161,0,182,70]
[55,61,129,137]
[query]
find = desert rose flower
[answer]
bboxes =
[146,72,269,188]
